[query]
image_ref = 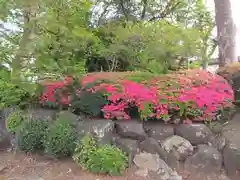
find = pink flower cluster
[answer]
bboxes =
[40,70,234,123]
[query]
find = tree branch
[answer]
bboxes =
[149,0,181,21]
[119,0,129,21]
[141,0,147,20]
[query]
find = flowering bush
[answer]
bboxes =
[217,62,240,105]
[40,70,234,123]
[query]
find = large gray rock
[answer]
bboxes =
[162,135,193,161]
[185,144,222,173]
[113,136,139,167]
[116,120,147,140]
[1,107,19,122]
[144,122,174,143]
[139,137,179,168]
[77,119,115,145]
[175,124,213,145]
[208,135,226,151]
[133,152,182,180]
[0,123,11,150]
[0,110,12,150]
[222,112,240,179]
[27,108,58,121]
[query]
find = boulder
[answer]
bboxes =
[222,112,240,179]
[175,124,213,145]
[0,123,11,150]
[135,168,148,177]
[185,144,222,173]
[0,111,11,150]
[139,137,179,168]
[116,120,147,140]
[57,111,80,122]
[77,119,115,145]
[1,107,19,122]
[162,135,193,161]
[113,136,139,167]
[27,108,58,121]
[208,135,226,151]
[144,122,174,143]
[133,152,182,180]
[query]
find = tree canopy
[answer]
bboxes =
[0,0,215,81]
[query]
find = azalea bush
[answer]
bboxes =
[217,62,240,105]
[40,69,234,123]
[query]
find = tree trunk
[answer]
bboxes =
[11,2,38,80]
[214,0,236,67]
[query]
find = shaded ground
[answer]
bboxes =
[0,152,230,180]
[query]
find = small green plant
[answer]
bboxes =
[72,134,97,169]
[43,118,77,157]
[6,111,25,133]
[18,120,48,152]
[0,80,31,108]
[71,90,108,117]
[86,144,128,176]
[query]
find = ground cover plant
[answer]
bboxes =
[40,69,234,123]
[43,118,77,157]
[73,134,128,176]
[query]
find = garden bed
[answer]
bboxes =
[0,69,238,180]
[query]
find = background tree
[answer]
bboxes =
[214,0,237,66]
[0,0,215,79]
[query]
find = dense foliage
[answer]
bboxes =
[0,0,215,79]
[73,134,97,169]
[217,63,240,105]
[43,118,77,157]
[40,69,233,123]
[6,111,25,133]
[73,134,128,176]
[0,79,31,108]
[86,145,128,176]
[18,119,48,152]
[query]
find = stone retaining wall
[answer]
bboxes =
[0,108,240,180]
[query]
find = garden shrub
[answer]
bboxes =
[86,144,128,176]
[217,63,240,105]
[217,62,240,80]
[40,69,234,123]
[71,90,108,116]
[0,80,30,108]
[73,134,97,169]
[18,119,48,152]
[69,79,109,116]
[73,134,128,176]
[6,111,25,133]
[43,118,77,157]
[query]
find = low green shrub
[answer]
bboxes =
[73,134,128,176]
[43,118,77,157]
[0,80,30,108]
[71,90,108,117]
[73,134,97,169]
[18,120,48,152]
[86,144,128,176]
[6,111,25,133]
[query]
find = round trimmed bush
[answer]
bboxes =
[18,119,48,152]
[43,118,77,157]
[6,111,25,133]
[86,144,128,176]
